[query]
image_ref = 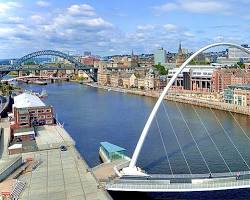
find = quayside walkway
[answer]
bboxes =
[19,147,111,200]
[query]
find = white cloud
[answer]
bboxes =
[36,1,50,7]
[31,15,46,24]
[137,24,155,31]
[154,0,230,14]
[182,1,227,13]
[183,31,195,38]
[154,3,178,12]
[0,1,21,15]
[213,36,224,42]
[163,24,177,32]
[67,4,96,16]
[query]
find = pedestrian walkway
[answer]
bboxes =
[19,147,111,200]
[0,121,11,159]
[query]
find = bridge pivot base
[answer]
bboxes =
[121,166,148,177]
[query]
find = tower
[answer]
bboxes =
[176,42,186,67]
[178,42,183,54]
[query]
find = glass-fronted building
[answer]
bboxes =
[100,142,126,162]
[154,48,166,65]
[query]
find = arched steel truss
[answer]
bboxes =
[14,50,86,69]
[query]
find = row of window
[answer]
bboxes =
[19,114,52,121]
[29,109,51,114]
[19,119,53,127]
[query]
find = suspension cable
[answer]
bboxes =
[162,102,192,174]
[192,106,232,174]
[229,111,250,143]
[210,108,250,170]
[155,116,174,177]
[175,102,212,174]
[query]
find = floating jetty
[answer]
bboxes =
[92,142,130,183]
[99,142,128,163]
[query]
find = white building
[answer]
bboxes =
[168,65,215,91]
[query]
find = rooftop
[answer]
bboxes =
[8,143,22,150]
[229,84,250,90]
[100,141,126,153]
[13,93,45,108]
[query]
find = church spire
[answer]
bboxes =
[178,41,182,54]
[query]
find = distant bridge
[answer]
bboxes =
[0,50,98,81]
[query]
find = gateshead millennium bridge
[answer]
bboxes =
[103,43,250,193]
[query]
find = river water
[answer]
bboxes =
[19,82,250,199]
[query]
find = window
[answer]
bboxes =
[20,122,29,127]
[46,120,53,124]
[46,115,52,118]
[46,109,51,113]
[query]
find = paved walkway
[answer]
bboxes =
[92,160,127,182]
[0,120,10,159]
[19,147,111,200]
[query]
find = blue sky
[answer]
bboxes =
[0,0,249,58]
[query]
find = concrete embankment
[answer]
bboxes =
[165,95,250,116]
[86,83,250,116]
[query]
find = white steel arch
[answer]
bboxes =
[122,43,250,176]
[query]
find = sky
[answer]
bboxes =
[0,0,250,58]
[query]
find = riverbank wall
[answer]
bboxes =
[86,83,250,116]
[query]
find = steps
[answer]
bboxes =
[10,180,26,200]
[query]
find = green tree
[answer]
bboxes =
[237,62,245,69]
[154,64,168,75]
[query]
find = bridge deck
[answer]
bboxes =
[106,177,250,192]
[105,170,250,192]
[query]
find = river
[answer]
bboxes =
[19,81,250,199]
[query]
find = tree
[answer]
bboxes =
[237,62,245,69]
[154,64,168,75]
[189,59,210,65]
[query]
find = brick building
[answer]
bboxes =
[11,93,54,129]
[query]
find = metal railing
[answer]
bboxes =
[106,178,250,191]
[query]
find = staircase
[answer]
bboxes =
[10,180,26,200]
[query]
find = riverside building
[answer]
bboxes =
[224,84,250,106]
[11,93,54,129]
[167,65,214,92]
